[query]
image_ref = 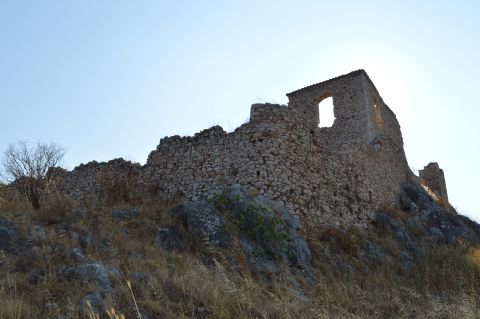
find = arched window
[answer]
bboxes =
[317,95,335,128]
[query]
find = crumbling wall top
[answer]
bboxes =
[287,69,367,97]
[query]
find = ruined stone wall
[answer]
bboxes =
[51,159,143,205]
[286,70,404,153]
[419,162,449,203]
[51,70,441,230]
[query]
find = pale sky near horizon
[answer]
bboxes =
[1,1,479,220]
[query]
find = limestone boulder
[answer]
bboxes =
[171,201,232,248]
[0,217,16,253]
[210,184,311,270]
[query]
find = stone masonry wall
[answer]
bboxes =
[51,159,143,205]
[51,70,447,231]
[419,162,449,203]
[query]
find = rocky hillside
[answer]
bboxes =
[0,182,480,318]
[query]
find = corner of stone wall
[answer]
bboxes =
[419,162,449,204]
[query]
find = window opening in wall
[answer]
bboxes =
[373,98,384,128]
[318,96,335,128]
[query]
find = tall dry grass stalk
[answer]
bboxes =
[126,280,142,319]
[0,275,29,319]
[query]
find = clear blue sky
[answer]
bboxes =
[1,1,478,220]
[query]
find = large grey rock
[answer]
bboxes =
[402,182,434,209]
[400,182,472,244]
[375,212,418,254]
[59,262,121,293]
[0,217,16,253]
[171,201,231,248]
[164,185,313,290]
[358,241,392,266]
[360,182,480,273]
[58,254,121,316]
[204,184,314,294]
[155,227,186,251]
[210,185,311,269]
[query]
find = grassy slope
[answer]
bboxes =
[0,196,480,319]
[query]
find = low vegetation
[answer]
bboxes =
[1,186,480,318]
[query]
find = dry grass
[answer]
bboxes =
[318,227,359,257]
[309,244,480,318]
[1,197,480,318]
[0,275,32,319]
[383,206,409,220]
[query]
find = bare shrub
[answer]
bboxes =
[1,141,65,209]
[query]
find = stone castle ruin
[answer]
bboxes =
[50,70,450,230]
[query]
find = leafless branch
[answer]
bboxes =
[1,141,65,208]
